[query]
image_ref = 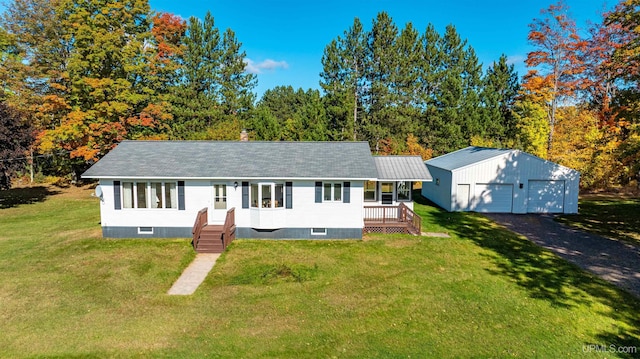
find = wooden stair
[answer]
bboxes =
[196,224,225,253]
[192,207,236,253]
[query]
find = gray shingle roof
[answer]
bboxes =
[426,146,516,171]
[373,156,433,181]
[82,141,379,180]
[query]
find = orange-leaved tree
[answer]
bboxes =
[524,1,587,157]
[29,1,177,172]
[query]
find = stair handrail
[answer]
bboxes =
[192,207,208,249]
[399,203,422,234]
[222,207,236,249]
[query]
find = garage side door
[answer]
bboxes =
[472,184,513,213]
[527,180,565,213]
[456,184,470,211]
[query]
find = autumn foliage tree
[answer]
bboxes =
[0,1,257,180]
[524,1,587,157]
[581,18,627,130]
[606,0,640,184]
[3,0,176,178]
[0,102,33,189]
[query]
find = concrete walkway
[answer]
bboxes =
[167,253,220,295]
[421,232,451,238]
[485,213,640,298]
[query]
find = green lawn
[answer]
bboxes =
[0,186,639,358]
[557,195,640,245]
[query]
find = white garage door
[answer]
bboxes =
[527,180,565,213]
[473,184,513,213]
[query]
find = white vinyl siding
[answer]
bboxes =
[99,179,366,234]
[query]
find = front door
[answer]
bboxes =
[211,184,227,222]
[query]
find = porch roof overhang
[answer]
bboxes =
[373,156,433,182]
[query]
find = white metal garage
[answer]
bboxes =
[421,147,580,214]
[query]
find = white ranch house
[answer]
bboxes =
[421,146,580,214]
[82,141,432,251]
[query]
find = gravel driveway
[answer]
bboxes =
[484,213,640,298]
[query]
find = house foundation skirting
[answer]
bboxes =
[102,226,362,239]
[102,226,192,238]
[236,227,362,240]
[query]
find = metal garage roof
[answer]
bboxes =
[426,146,516,171]
[374,156,433,181]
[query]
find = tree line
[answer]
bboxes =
[0,0,639,190]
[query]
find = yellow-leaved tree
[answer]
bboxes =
[513,98,550,159]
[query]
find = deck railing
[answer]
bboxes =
[192,207,208,249]
[364,205,402,223]
[363,203,421,234]
[222,207,236,249]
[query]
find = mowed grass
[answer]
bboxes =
[557,195,640,245]
[0,186,639,358]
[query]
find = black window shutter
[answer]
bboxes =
[343,181,350,203]
[113,181,121,210]
[242,181,249,209]
[315,182,322,203]
[178,181,185,210]
[285,182,293,208]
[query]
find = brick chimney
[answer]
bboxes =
[240,129,248,142]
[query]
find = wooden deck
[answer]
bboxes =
[192,207,236,253]
[363,203,421,235]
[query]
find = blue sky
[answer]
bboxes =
[149,0,614,98]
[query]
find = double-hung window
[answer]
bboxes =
[261,184,272,208]
[323,183,342,202]
[381,182,394,205]
[397,181,411,201]
[123,182,135,208]
[364,181,376,201]
[251,184,259,208]
[164,183,177,208]
[274,184,284,208]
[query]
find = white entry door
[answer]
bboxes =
[456,184,470,211]
[211,184,228,222]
